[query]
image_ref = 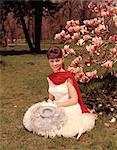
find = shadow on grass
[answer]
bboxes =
[0,50,48,56]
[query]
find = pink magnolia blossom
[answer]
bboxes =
[80,70,98,83]
[75,67,84,74]
[65,34,71,40]
[86,44,97,54]
[80,75,90,83]
[65,20,76,30]
[65,20,74,30]
[98,24,106,30]
[96,52,100,56]
[75,74,83,81]
[75,20,80,25]
[94,24,105,35]
[110,47,117,55]
[83,34,91,41]
[72,33,79,40]
[70,20,76,25]
[110,7,117,14]
[63,45,76,56]
[109,35,117,43]
[77,39,85,46]
[66,20,71,25]
[68,26,74,32]
[67,66,83,74]
[85,72,93,78]
[104,0,113,3]
[80,25,88,34]
[68,67,84,81]
[83,20,89,25]
[65,24,70,30]
[84,18,97,26]
[95,28,101,35]
[74,25,81,32]
[69,48,76,55]
[101,60,113,69]
[113,15,117,27]
[92,70,98,77]
[67,66,76,73]
[63,45,70,52]
[101,10,110,17]
[85,57,95,66]
[92,37,103,47]
[86,70,98,79]
[71,56,82,66]
[66,20,73,27]
[60,30,66,37]
[86,63,91,67]
[97,18,104,24]
[54,33,62,42]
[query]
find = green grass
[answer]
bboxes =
[0,45,117,150]
[0,40,64,52]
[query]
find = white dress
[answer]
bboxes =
[23,78,96,139]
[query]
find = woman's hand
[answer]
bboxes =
[54,101,62,107]
[47,99,53,103]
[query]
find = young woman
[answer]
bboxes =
[23,46,97,139]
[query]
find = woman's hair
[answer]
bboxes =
[47,46,63,59]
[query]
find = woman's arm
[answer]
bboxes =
[48,92,55,101]
[55,78,78,107]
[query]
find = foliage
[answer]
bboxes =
[80,73,117,118]
[54,0,117,83]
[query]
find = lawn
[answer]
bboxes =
[0,44,117,150]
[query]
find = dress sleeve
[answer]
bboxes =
[47,77,53,86]
[47,77,54,94]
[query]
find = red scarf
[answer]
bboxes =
[48,71,90,113]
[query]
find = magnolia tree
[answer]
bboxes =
[54,0,117,83]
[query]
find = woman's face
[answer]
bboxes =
[48,57,64,72]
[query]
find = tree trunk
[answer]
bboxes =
[0,1,3,46]
[18,3,35,53]
[33,1,43,53]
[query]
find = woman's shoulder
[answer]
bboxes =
[47,71,74,78]
[47,77,53,83]
[47,71,75,85]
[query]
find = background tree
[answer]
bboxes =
[1,0,67,53]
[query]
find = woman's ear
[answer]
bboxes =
[62,57,64,62]
[62,57,65,69]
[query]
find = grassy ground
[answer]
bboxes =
[0,44,117,150]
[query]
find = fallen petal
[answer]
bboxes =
[110,117,116,123]
[104,123,110,127]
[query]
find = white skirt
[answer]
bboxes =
[23,101,96,139]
